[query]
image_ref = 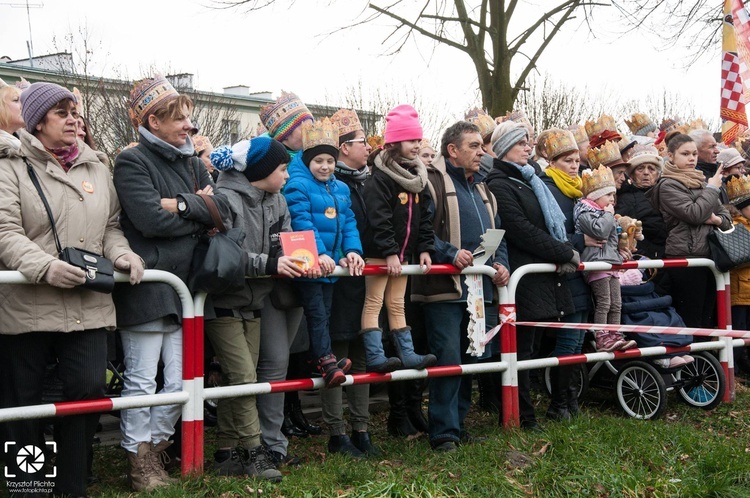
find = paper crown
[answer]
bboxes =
[544,128,578,160]
[726,175,750,206]
[368,134,384,150]
[302,117,338,151]
[193,135,212,154]
[618,129,636,152]
[128,74,179,130]
[660,117,680,133]
[625,113,657,136]
[585,114,617,140]
[331,108,362,137]
[496,109,532,129]
[587,140,625,169]
[464,107,496,139]
[581,165,616,199]
[676,118,708,135]
[259,91,313,142]
[567,124,588,145]
[419,138,433,150]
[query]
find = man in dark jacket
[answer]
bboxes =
[691,129,720,181]
[411,121,510,452]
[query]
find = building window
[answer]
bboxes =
[222,119,240,145]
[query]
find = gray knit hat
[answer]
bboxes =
[20,82,77,133]
[491,121,528,160]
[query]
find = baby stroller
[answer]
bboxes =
[544,278,726,420]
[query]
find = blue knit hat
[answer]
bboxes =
[210,136,290,182]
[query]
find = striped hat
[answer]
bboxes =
[259,91,313,143]
[128,74,179,130]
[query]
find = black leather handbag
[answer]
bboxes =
[708,223,750,272]
[26,160,115,293]
[188,193,248,294]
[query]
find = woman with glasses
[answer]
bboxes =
[484,121,579,431]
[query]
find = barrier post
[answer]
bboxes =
[191,293,207,473]
[499,303,519,427]
[718,271,735,402]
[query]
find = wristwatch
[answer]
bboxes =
[177,199,187,213]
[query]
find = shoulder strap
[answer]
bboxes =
[25,158,63,254]
[197,193,226,232]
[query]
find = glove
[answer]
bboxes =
[557,249,581,275]
[115,252,145,285]
[44,259,86,288]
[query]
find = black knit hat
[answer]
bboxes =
[244,137,291,182]
[302,144,339,167]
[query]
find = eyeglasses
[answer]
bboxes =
[515,140,530,148]
[53,109,80,120]
[344,138,368,146]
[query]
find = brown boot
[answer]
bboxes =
[127,442,173,492]
[151,440,180,482]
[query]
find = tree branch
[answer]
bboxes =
[369,3,469,53]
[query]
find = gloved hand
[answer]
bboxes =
[115,252,145,285]
[557,249,581,275]
[44,259,86,288]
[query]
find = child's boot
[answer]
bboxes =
[616,332,637,351]
[317,354,346,388]
[360,328,401,373]
[391,327,437,370]
[595,330,623,352]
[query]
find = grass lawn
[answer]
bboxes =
[80,374,750,498]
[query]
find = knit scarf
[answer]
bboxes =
[335,161,369,182]
[661,160,705,189]
[510,161,568,242]
[0,130,21,150]
[373,151,428,193]
[45,142,80,172]
[545,166,582,199]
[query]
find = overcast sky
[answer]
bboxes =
[0,0,721,135]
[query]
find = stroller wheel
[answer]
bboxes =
[543,363,589,400]
[675,352,725,409]
[615,361,667,420]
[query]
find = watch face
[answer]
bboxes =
[178,201,186,211]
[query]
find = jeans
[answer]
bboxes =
[297,281,335,360]
[320,339,369,435]
[256,294,303,456]
[362,258,408,330]
[119,328,182,453]
[205,316,262,449]
[423,302,475,446]
[0,329,106,497]
[552,310,587,356]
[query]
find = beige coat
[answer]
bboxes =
[0,130,134,334]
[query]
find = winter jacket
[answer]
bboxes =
[113,129,231,327]
[330,165,368,341]
[361,154,434,262]
[729,215,750,306]
[0,130,134,334]
[696,160,718,182]
[541,174,590,313]
[411,155,509,303]
[283,154,362,284]
[615,180,667,259]
[574,200,623,265]
[646,177,731,258]
[213,169,291,311]
[484,159,574,321]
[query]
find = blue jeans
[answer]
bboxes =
[297,281,335,360]
[552,310,587,356]
[423,302,475,446]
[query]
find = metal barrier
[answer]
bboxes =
[499,258,740,427]
[1,258,747,477]
[0,270,197,476]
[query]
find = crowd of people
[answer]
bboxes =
[0,73,748,496]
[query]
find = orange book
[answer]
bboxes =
[280,231,320,272]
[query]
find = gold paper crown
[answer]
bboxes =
[581,165,616,198]
[301,117,338,151]
[585,114,617,140]
[675,118,708,136]
[587,140,623,169]
[625,113,656,136]
[367,134,384,149]
[726,175,750,205]
[72,87,84,117]
[419,138,433,150]
[464,107,496,139]
[660,117,680,133]
[502,109,532,129]
[567,124,588,145]
[331,108,362,137]
[545,128,578,160]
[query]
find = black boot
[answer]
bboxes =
[546,365,572,421]
[281,395,308,438]
[328,435,364,458]
[289,393,322,436]
[568,366,581,417]
[405,378,429,433]
[350,431,382,457]
[387,381,418,437]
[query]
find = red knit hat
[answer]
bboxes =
[384,104,423,144]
